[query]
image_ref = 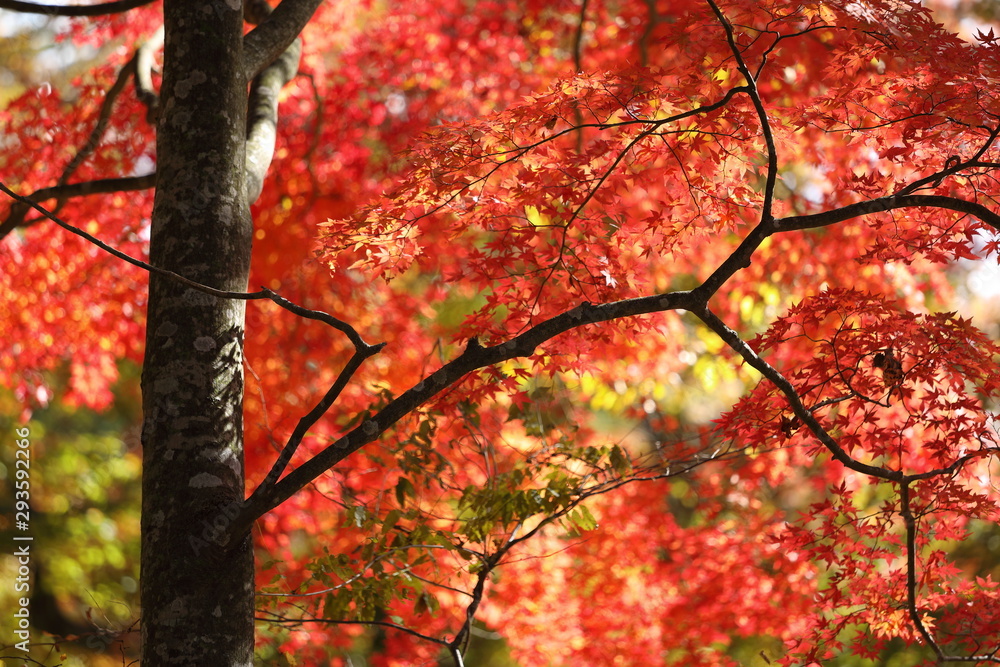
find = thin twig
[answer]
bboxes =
[59,61,136,191]
[895,126,1000,197]
[245,343,383,506]
[0,174,156,239]
[255,611,451,648]
[899,482,946,660]
[705,0,780,221]
[0,181,377,350]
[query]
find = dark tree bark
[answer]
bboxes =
[137,0,318,659]
[139,0,255,663]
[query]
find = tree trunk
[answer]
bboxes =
[139,0,255,663]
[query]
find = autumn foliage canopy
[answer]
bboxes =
[3,0,1000,663]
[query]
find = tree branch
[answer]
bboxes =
[571,0,589,73]
[691,305,900,482]
[692,192,1000,305]
[3,179,390,541]
[0,181,376,349]
[0,0,156,16]
[228,292,702,544]
[776,194,1000,233]
[245,36,301,202]
[245,340,383,509]
[134,25,164,123]
[894,126,1000,197]
[244,0,271,24]
[899,482,945,661]
[59,57,137,190]
[226,180,1000,547]
[0,174,156,239]
[256,611,452,649]
[705,0,780,221]
[904,449,999,483]
[375,82,752,235]
[693,217,775,300]
[1,29,163,238]
[241,0,323,82]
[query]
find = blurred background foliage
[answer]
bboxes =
[1,1,999,666]
[0,362,142,665]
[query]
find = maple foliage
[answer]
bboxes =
[2,0,1000,664]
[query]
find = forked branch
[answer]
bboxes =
[242,0,324,81]
[691,305,900,481]
[705,0,780,220]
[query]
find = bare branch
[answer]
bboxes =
[0,174,156,239]
[240,0,303,203]
[229,292,701,544]
[256,611,451,649]
[692,192,1000,306]
[899,482,946,661]
[245,36,302,202]
[0,0,156,16]
[693,217,774,300]
[245,340,383,509]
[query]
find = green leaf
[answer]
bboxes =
[569,505,598,532]
[609,445,632,477]
[382,508,402,534]
[395,477,417,506]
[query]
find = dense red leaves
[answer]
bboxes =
[4,0,1000,664]
[483,480,818,666]
[729,289,1000,467]
[0,39,155,410]
[722,288,1000,661]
